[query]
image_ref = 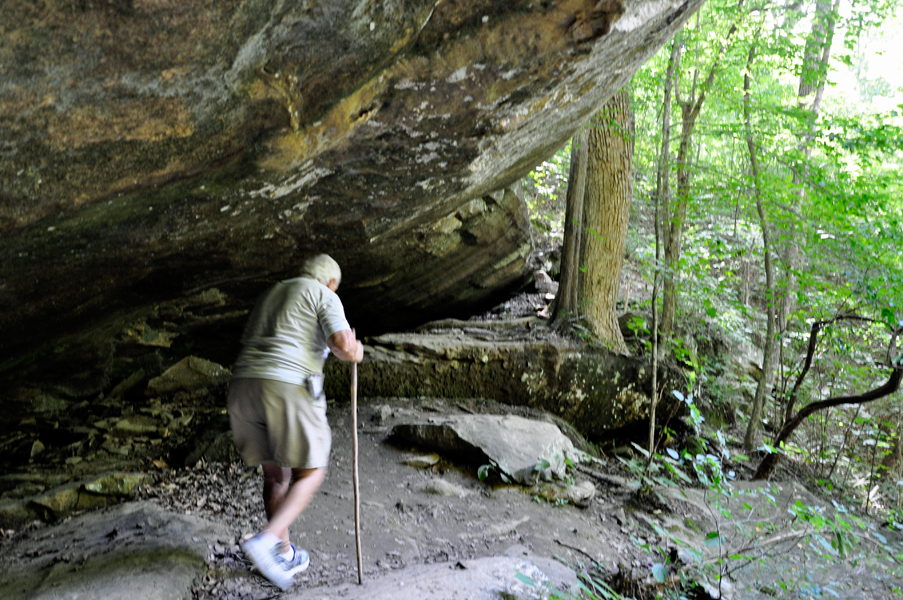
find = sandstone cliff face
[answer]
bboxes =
[0,0,701,380]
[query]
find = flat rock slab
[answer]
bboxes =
[0,501,232,600]
[288,553,579,600]
[390,414,581,484]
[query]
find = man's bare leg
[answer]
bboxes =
[261,466,325,549]
[262,463,291,523]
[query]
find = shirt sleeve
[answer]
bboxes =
[317,289,351,339]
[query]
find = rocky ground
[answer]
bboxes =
[7,393,902,600]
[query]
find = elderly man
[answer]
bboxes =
[227,254,363,590]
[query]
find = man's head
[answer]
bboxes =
[300,254,342,290]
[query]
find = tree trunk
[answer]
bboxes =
[551,131,588,328]
[773,0,841,375]
[649,40,679,457]
[659,102,693,339]
[753,368,902,481]
[741,41,777,453]
[578,90,635,354]
[655,40,679,258]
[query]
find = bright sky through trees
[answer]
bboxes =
[833,6,903,114]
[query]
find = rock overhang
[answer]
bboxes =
[0,0,702,381]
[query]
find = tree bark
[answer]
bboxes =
[578,90,635,354]
[551,131,588,328]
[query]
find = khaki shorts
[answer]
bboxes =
[227,378,332,469]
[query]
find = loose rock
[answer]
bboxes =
[391,415,582,485]
[146,357,230,396]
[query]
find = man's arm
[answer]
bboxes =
[327,329,364,363]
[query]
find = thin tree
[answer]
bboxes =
[773,0,842,369]
[551,132,588,328]
[753,318,902,480]
[659,1,746,338]
[648,41,679,457]
[741,38,778,453]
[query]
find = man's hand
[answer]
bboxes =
[328,329,364,363]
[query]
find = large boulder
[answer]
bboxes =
[146,356,231,396]
[0,0,703,385]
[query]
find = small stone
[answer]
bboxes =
[30,440,45,458]
[32,394,69,414]
[417,478,470,498]
[534,270,559,295]
[93,418,115,430]
[83,472,148,496]
[101,439,131,456]
[113,416,158,438]
[531,480,595,507]
[401,453,441,468]
[371,405,393,426]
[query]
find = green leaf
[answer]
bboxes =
[651,563,668,583]
[515,573,536,586]
[665,462,693,483]
[816,535,838,556]
[630,442,651,458]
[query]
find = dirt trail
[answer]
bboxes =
[139,397,655,599]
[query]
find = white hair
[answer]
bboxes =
[300,254,341,287]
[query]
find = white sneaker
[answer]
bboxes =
[279,545,310,577]
[241,533,294,591]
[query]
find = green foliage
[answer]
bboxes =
[517,0,903,590]
[523,142,570,244]
[477,460,510,484]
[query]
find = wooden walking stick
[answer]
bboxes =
[351,332,364,584]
